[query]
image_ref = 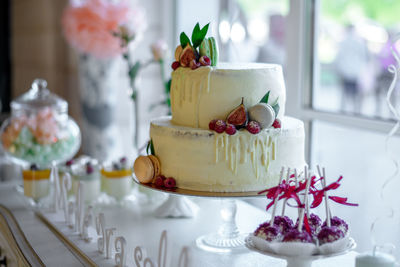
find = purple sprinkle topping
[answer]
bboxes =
[283,229,313,243]
[317,226,345,245]
[322,216,348,234]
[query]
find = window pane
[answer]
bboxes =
[312,120,400,257]
[220,0,289,65]
[314,0,400,120]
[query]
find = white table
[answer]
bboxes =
[0,183,357,266]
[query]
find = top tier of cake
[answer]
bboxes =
[170,62,286,129]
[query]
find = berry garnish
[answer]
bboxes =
[164,177,176,188]
[209,119,218,130]
[86,163,94,174]
[120,157,127,164]
[30,164,38,171]
[189,59,200,70]
[113,162,121,170]
[272,119,281,129]
[199,56,211,66]
[171,61,180,70]
[246,121,261,134]
[225,124,237,135]
[214,120,227,133]
[66,159,74,166]
[154,175,166,187]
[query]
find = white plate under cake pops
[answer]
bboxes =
[246,234,356,267]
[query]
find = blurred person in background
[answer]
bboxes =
[335,24,369,113]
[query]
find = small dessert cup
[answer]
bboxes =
[72,160,101,204]
[22,166,51,205]
[101,168,132,201]
[101,157,133,203]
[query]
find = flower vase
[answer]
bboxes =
[78,54,125,161]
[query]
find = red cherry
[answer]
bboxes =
[209,119,218,130]
[246,121,261,134]
[214,120,227,133]
[164,177,176,188]
[225,124,237,135]
[171,61,180,70]
[272,119,281,129]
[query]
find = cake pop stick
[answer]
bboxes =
[317,165,331,227]
[297,167,312,231]
[281,168,291,216]
[269,167,285,226]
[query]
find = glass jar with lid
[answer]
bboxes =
[0,78,81,167]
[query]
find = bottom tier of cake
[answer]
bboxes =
[150,116,306,192]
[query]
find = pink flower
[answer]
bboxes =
[62,0,145,59]
[151,40,168,61]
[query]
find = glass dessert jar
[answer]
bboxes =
[101,157,132,201]
[0,79,81,166]
[72,159,101,204]
[22,165,51,202]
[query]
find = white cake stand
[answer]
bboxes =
[245,235,356,267]
[133,177,262,253]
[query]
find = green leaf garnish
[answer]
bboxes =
[271,103,280,118]
[260,91,270,104]
[150,139,155,155]
[146,139,155,155]
[191,23,209,48]
[180,32,191,48]
[146,140,150,155]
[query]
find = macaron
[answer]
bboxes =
[133,156,154,183]
[148,155,161,178]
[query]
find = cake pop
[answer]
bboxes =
[295,213,322,235]
[254,223,281,241]
[322,216,348,234]
[317,225,345,245]
[273,215,294,233]
[283,228,313,243]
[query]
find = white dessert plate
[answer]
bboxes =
[132,176,264,198]
[245,234,356,260]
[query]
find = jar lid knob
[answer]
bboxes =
[32,79,48,91]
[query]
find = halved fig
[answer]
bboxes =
[179,44,196,67]
[226,97,247,127]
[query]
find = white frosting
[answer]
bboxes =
[103,176,132,200]
[170,63,286,129]
[23,179,49,200]
[150,116,305,192]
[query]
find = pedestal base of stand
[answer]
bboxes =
[196,233,248,253]
[286,258,312,267]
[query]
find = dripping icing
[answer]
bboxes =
[214,131,277,178]
[171,67,212,128]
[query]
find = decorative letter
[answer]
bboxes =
[105,228,116,259]
[115,236,126,267]
[82,205,93,242]
[96,213,105,253]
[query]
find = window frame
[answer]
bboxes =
[285,0,398,163]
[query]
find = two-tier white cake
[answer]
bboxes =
[149,63,306,192]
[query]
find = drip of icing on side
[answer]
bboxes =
[214,131,277,178]
[171,67,212,128]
